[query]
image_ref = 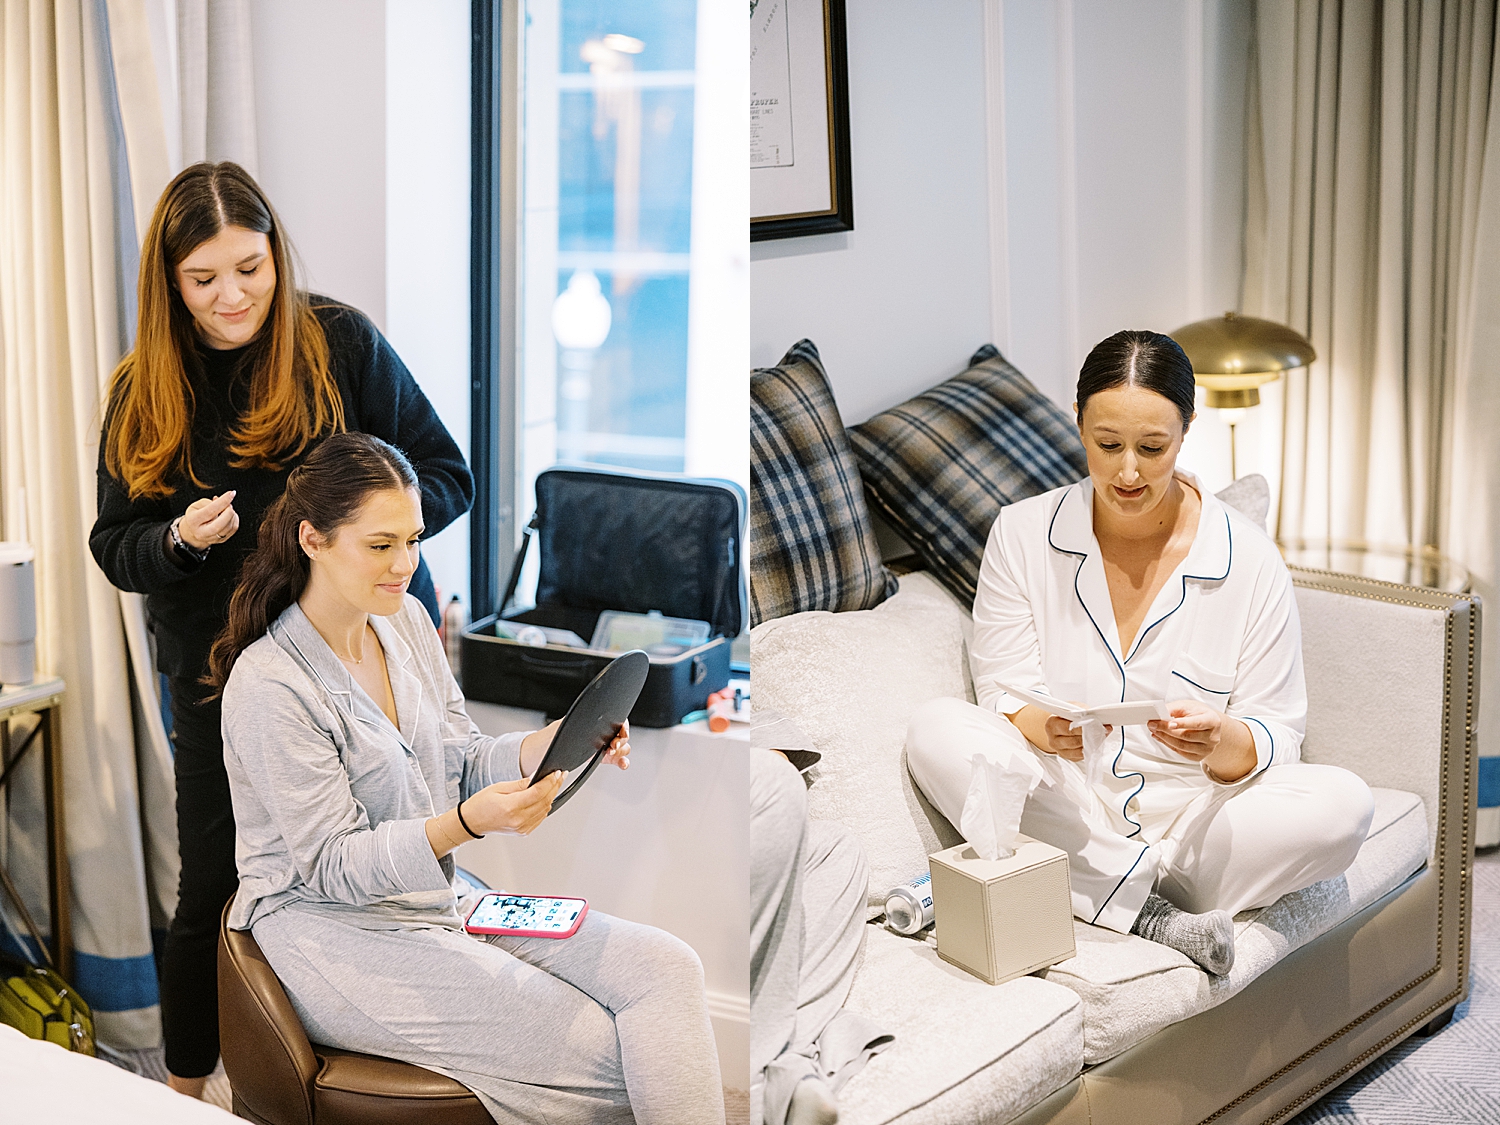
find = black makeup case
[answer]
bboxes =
[460,467,746,727]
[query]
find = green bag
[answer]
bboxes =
[0,951,95,1054]
[0,862,95,1054]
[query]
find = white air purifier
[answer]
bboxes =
[0,542,37,687]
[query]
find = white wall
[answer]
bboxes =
[750,0,994,426]
[385,0,472,607]
[250,0,473,604]
[251,1,387,327]
[751,0,1257,493]
[1004,0,1252,489]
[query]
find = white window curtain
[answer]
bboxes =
[1242,0,1499,841]
[0,0,175,1048]
[106,0,258,237]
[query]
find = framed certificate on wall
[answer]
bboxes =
[750,0,853,241]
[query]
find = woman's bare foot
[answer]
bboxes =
[167,1073,209,1099]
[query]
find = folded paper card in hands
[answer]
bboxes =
[999,683,1170,789]
[998,683,1170,728]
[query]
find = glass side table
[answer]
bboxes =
[1277,539,1470,594]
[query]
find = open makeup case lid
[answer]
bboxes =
[524,466,746,640]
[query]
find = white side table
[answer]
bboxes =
[0,677,69,977]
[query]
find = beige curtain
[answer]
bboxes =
[0,0,175,1047]
[106,0,259,239]
[1244,0,1499,841]
[97,0,262,930]
[1446,15,1500,847]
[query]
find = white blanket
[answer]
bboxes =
[0,1025,235,1121]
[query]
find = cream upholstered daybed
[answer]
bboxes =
[750,341,1478,1125]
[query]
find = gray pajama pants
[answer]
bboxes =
[751,750,889,1125]
[252,905,725,1125]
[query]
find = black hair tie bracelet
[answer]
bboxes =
[455,799,483,840]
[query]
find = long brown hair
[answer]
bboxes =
[104,162,344,499]
[205,433,418,694]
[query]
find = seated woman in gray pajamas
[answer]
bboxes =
[205,432,725,1125]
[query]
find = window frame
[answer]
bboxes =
[469,0,520,619]
[470,0,737,617]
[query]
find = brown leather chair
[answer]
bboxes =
[218,903,491,1125]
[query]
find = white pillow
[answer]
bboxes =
[751,572,972,908]
[1214,473,1270,530]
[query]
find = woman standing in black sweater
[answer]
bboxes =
[89,162,473,1097]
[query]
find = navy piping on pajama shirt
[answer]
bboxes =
[1171,671,1230,694]
[1242,716,1275,781]
[1045,497,1238,923]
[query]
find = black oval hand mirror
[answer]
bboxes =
[527,649,649,813]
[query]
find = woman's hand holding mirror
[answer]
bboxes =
[465,773,565,837]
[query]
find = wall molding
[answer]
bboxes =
[981,0,1011,356]
[708,988,750,1090]
[1185,0,1207,321]
[1055,0,1081,377]
[707,988,750,1025]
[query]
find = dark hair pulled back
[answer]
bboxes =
[1075,330,1196,428]
[205,432,418,693]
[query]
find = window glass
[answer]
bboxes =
[521,0,699,492]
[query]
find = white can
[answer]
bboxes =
[0,543,36,687]
[884,871,935,935]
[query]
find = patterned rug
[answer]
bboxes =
[1288,847,1500,1123]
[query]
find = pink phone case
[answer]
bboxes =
[463,893,589,939]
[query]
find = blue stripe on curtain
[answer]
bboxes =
[0,932,160,1012]
[0,931,45,964]
[72,950,160,1012]
[1480,757,1500,809]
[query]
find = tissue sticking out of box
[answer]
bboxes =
[959,748,1044,861]
[1074,717,1111,790]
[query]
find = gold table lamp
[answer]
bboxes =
[1169,312,1316,478]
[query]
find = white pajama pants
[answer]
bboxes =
[906,697,1375,933]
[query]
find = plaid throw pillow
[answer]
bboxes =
[848,345,1086,606]
[750,340,898,625]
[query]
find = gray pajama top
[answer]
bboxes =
[222,596,528,933]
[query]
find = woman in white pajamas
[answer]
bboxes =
[906,329,1374,975]
[208,432,725,1123]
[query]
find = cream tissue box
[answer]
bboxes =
[929,836,1076,985]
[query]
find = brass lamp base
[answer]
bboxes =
[1204,387,1261,410]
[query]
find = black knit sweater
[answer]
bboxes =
[90,299,473,676]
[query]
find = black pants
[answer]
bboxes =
[159,675,237,1079]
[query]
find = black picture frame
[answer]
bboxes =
[750,0,853,241]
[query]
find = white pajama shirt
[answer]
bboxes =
[906,471,1373,932]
